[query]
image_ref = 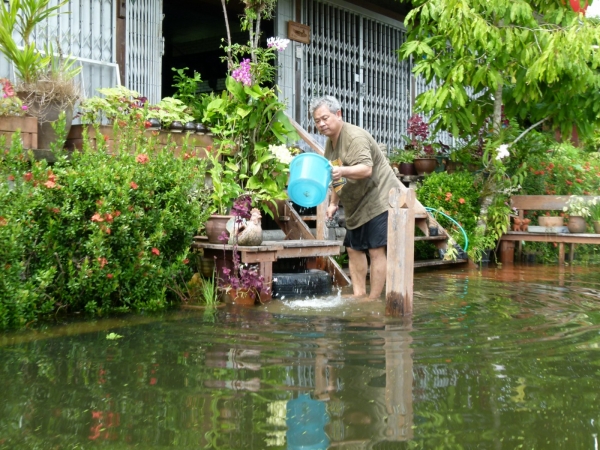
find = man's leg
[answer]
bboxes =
[347,247,368,297]
[368,246,387,299]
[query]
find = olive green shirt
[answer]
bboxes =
[324,123,401,229]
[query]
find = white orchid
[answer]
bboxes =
[268,144,294,164]
[495,144,510,160]
[267,37,290,52]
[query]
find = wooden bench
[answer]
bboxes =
[499,195,600,264]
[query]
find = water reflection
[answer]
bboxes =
[1,264,600,448]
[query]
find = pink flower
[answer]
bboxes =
[24,172,32,182]
[107,273,114,279]
[151,247,160,256]
[232,59,252,86]
[44,180,56,189]
[21,105,28,111]
[97,257,108,269]
[458,198,465,204]
[130,181,138,189]
[91,213,103,222]
[136,154,149,164]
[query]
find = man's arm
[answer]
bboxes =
[327,189,340,220]
[331,163,372,181]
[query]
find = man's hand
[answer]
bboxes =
[331,165,344,182]
[326,204,338,220]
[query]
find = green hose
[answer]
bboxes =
[424,207,469,251]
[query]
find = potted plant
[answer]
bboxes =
[146,97,194,130]
[389,148,417,175]
[218,196,270,305]
[404,114,438,175]
[203,149,245,243]
[589,199,600,233]
[562,196,591,233]
[0,0,81,150]
[0,78,37,148]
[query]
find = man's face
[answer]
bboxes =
[313,105,343,138]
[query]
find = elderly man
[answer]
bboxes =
[309,95,402,299]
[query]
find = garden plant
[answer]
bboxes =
[0,115,211,329]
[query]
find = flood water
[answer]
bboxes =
[2,264,600,449]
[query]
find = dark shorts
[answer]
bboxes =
[343,211,388,251]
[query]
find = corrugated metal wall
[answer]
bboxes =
[0,0,118,100]
[126,0,163,103]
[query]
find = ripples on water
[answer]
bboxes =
[1,264,600,449]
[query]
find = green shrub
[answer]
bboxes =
[0,128,210,328]
[416,171,480,249]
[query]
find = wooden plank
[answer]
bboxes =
[240,252,278,264]
[268,239,339,248]
[414,235,447,241]
[191,241,284,251]
[386,187,415,317]
[275,246,340,259]
[511,195,600,211]
[500,232,600,244]
[414,258,468,268]
[285,113,324,155]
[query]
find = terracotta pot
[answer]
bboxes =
[538,216,564,227]
[567,216,587,233]
[205,214,232,244]
[413,158,437,175]
[225,288,257,306]
[399,162,417,176]
[593,221,600,234]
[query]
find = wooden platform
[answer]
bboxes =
[192,238,341,302]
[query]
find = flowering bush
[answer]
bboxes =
[0,125,211,328]
[416,171,481,249]
[0,78,28,116]
[521,143,600,196]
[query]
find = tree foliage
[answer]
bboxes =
[399,0,600,139]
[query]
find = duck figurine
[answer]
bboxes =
[227,208,263,246]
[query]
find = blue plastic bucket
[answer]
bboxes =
[288,153,332,208]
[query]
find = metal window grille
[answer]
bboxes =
[300,0,412,151]
[126,0,163,103]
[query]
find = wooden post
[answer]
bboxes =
[386,188,415,316]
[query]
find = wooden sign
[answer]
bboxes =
[288,21,311,45]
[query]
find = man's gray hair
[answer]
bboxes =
[309,96,341,116]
